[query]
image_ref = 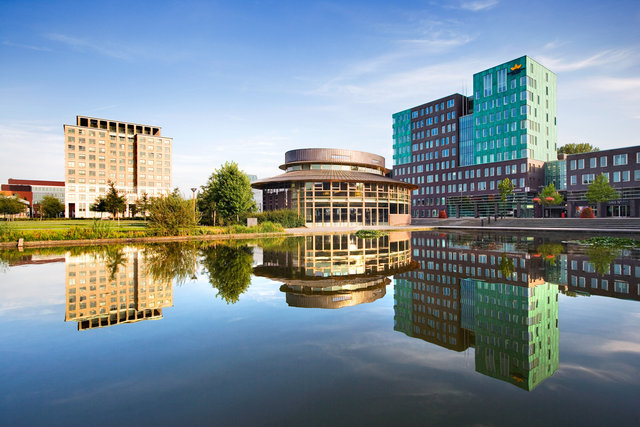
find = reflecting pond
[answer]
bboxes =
[1,231,639,426]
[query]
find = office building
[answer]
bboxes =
[392,55,556,218]
[564,146,640,217]
[0,178,65,217]
[252,148,417,226]
[64,116,172,218]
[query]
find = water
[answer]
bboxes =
[1,231,639,426]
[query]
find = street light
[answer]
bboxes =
[191,187,197,223]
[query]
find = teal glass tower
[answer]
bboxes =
[472,55,557,165]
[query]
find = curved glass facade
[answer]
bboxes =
[289,181,411,227]
[254,148,416,227]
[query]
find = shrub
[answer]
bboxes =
[580,207,595,218]
[239,209,304,228]
[148,194,200,236]
[438,210,448,219]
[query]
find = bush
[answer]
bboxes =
[580,207,595,218]
[148,194,200,236]
[239,209,304,228]
[438,210,448,219]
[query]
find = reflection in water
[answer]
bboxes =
[200,244,254,304]
[254,232,416,309]
[65,247,173,331]
[394,232,559,391]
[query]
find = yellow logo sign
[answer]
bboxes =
[510,63,523,71]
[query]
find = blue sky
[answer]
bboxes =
[1,0,639,193]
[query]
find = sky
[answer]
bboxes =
[1,0,639,194]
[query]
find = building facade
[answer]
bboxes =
[564,146,640,217]
[1,178,65,217]
[392,55,558,219]
[64,116,172,218]
[251,148,417,227]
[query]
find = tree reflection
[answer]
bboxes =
[201,243,253,304]
[586,246,619,276]
[102,246,127,280]
[144,243,200,285]
[499,253,515,278]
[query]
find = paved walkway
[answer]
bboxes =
[287,217,640,234]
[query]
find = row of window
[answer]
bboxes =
[570,170,640,185]
[411,100,455,119]
[570,153,639,170]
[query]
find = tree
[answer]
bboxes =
[537,183,563,207]
[40,195,64,219]
[585,173,619,204]
[0,196,27,219]
[498,178,515,215]
[200,244,253,304]
[558,143,599,155]
[135,192,151,221]
[144,242,200,285]
[103,181,127,222]
[198,162,256,225]
[148,192,200,236]
[90,197,107,218]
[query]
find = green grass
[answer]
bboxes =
[3,219,147,231]
[0,219,285,242]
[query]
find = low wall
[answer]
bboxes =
[389,214,411,226]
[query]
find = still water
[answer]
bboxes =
[1,231,639,426]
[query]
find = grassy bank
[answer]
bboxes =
[0,219,284,242]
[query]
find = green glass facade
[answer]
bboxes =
[392,109,411,166]
[474,281,559,391]
[473,56,557,165]
[545,159,567,190]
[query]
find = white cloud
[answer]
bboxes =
[458,0,499,12]
[536,49,637,73]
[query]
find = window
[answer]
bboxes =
[582,174,595,184]
[570,175,577,185]
[497,68,507,93]
[614,154,628,165]
[600,156,607,167]
[613,171,621,183]
[622,170,630,182]
[570,160,576,170]
[578,159,584,169]
[589,158,597,168]
[484,73,492,96]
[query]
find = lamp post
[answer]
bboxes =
[191,187,197,223]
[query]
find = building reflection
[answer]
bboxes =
[254,232,416,309]
[394,231,559,391]
[65,246,173,331]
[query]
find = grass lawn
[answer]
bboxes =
[4,219,149,232]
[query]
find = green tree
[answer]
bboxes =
[198,162,256,225]
[200,244,253,304]
[90,197,107,218]
[135,192,151,221]
[498,178,514,216]
[585,173,619,204]
[537,183,563,207]
[98,181,127,222]
[558,143,599,155]
[148,193,200,236]
[40,195,64,219]
[0,196,27,219]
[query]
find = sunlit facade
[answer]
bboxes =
[252,148,417,227]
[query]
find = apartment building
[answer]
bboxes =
[64,116,172,218]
